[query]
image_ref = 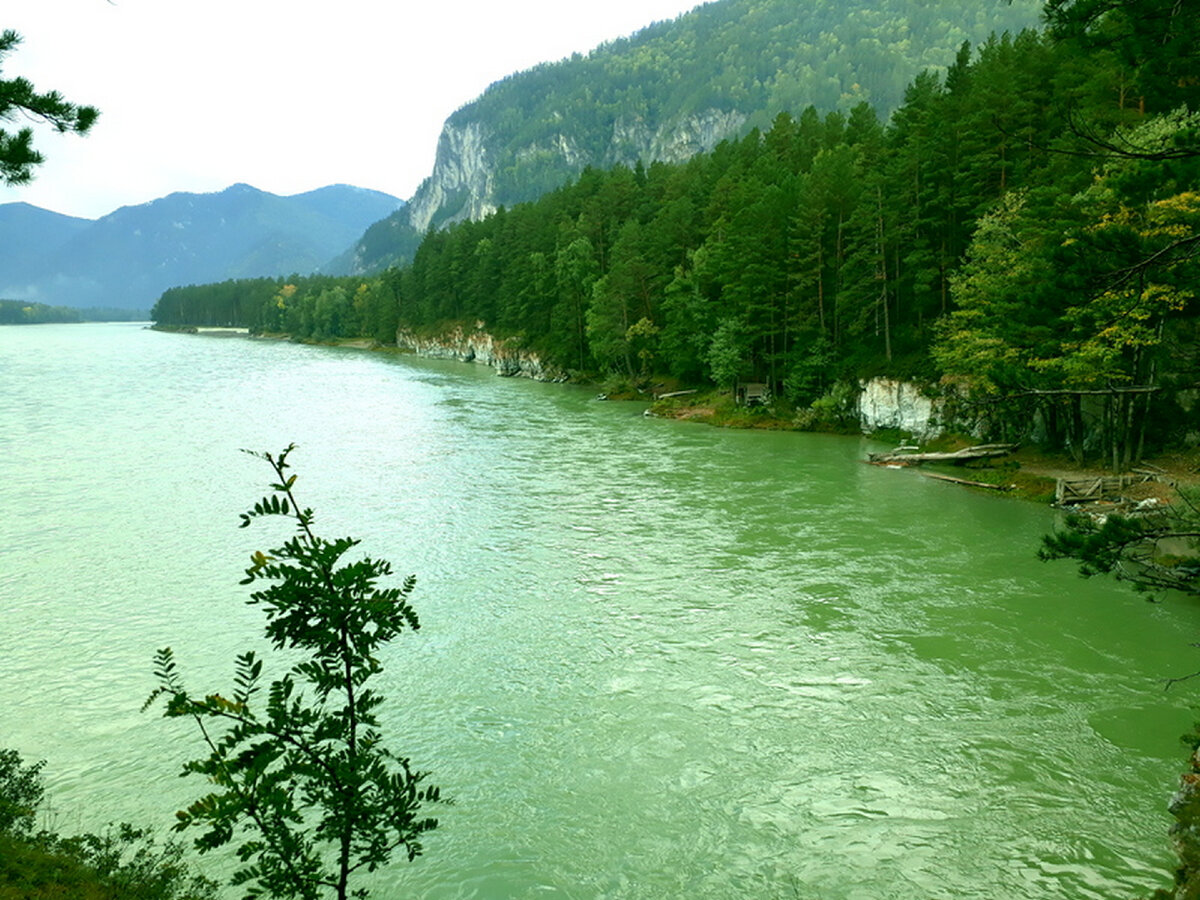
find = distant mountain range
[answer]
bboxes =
[0,184,402,310]
[5,0,1045,310]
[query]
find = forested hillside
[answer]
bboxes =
[154,0,1200,470]
[343,0,1041,272]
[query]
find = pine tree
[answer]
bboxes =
[0,30,98,185]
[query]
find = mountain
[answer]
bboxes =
[0,203,92,285]
[340,0,1043,273]
[0,184,402,310]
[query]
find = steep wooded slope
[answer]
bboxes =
[343,0,1042,273]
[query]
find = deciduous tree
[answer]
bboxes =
[146,446,440,900]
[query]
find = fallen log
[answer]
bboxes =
[867,443,1018,465]
[921,471,1014,491]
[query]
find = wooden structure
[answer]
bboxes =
[735,382,769,406]
[1055,475,1151,505]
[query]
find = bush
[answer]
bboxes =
[0,750,218,900]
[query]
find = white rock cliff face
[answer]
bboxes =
[395,325,563,382]
[604,109,749,167]
[405,121,498,235]
[857,378,942,438]
[405,109,747,236]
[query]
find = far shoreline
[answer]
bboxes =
[148,322,1198,510]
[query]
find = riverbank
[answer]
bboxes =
[151,325,1197,509]
[646,387,1200,507]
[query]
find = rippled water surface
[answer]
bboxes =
[1,323,1196,898]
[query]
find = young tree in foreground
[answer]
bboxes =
[146,445,440,900]
[0,29,98,185]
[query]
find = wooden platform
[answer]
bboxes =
[1055,475,1151,505]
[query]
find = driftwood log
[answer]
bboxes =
[867,443,1018,465]
[921,471,1014,491]
[655,389,698,400]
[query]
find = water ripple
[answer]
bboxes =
[0,324,1189,898]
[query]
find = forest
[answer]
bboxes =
[347,0,1041,270]
[438,0,1042,207]
[152,0,1200,470]
[0,299,80,324]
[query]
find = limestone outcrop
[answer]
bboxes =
[395,325,565,382]
[346,109,751,274]
[404,121,498,235]
[857,378,943,439]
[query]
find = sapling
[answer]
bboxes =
[146,445,439,900]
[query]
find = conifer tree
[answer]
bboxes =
[0,30,97,185]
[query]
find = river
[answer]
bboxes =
[0,322,1195,899]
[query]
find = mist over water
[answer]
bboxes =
[1,323,1194,898]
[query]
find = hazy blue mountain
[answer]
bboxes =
[339,0,1043,273]
[0,203,92,284]
[0,184,402,309]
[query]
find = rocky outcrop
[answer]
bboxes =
[413,109,746,232]
[346,109,751,273]
[395,324,565,382]
[405,121,498,235]
[857,378,943,439]
[1154,746,1200,899]
[604,109,749,167]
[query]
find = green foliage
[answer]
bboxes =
[1044,0,1200,113]
[150,1,1200,470]
[792,381,860,431]
[1042,492,1200,593]
[0,750,218,900]
[442,0,1042,209]
[933,107,1200,466]
[0,749,44,836]
[0,299,82,324]
[707,317,748,388]
[1039,494,1200,596]
[0,30,97,186]
[146,445,439,900]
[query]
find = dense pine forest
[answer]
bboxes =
[153,0,1200,468]
[342,0,1041,268]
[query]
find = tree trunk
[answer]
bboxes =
[1070,393,1085,465]
[875,187,892,363]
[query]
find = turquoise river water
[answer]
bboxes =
[1,322,1198,899]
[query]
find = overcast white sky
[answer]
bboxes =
[0,0,705,220]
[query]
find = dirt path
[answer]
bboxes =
[1012,448,1200,504]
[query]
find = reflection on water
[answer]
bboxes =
[0,323,1191,898]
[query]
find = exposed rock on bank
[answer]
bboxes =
[857,378,942,438]
[395,325,566,382]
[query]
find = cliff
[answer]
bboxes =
[345,108,749,273]
[857,378,943,439]
[395,324,565,382]
[339,0,1042,273]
